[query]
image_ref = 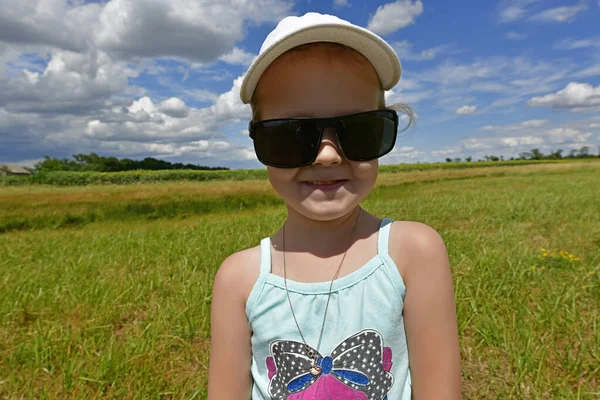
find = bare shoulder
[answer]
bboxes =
[387,220,449,284]
[388,221,461,397]
[213,244,262,307]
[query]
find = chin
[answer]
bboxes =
[294,197,361,221]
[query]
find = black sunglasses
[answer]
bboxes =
[248,109,399,168]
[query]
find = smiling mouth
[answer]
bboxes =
[306,180,345,185]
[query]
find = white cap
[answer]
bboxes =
[239,12,402,104]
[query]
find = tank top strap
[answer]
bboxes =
[259,237,272,275]
[378,218,394,257]
[377,218,407,301]
[245,237,272,319]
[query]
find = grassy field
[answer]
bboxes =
[0,161,599,399]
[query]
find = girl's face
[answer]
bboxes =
[254,45,382,221]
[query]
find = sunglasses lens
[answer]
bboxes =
[340,112,396,160]
[253,120,320,167]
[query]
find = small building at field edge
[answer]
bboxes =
[0,164,32,177]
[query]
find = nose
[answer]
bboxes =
[312,127,344,166]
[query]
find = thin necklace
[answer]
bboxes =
[282,207,362,376]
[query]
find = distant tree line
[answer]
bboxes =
[445,146,599,163]
[33,153,229,173]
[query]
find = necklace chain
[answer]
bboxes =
[282,207,362,369]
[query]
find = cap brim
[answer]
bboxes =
[240,24,402,104]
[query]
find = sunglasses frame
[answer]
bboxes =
[248,109,399,168]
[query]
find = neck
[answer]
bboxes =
[278,205,363,257]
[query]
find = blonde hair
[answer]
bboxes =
[249,42,416,136]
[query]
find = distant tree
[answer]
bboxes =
[530,148,544,160]
[34,156,77,172]
[577,146,590,158]
[139,157,172,170]
[509,157,515,161]
[445,157,452,162]
[120,158,138,171]
[31,153,230,173]
[102,157,122,172]
[490,155,499,161]
[568,149,578,158]
[519,151,533,160]
[465,156,472,162]
[453,157,461,162]
[550,149,563,159]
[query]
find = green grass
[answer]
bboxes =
[3,158,593,187]
[0,160,599,399]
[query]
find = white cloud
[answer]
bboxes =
[218,47,256,66]
[333,0,350,8]
[431,148,459,156]
[497,0,540,23]
[405,55,575,120]
[505,32,527,40]
[574,65,600,78]
[499,136,544,147]
[456,105,477,115]
[521,119,549,128]
[0,0,101,51]
[94,0,294,62]
[367,1,424,36]
[82,75,250,145]
[209,76,250,123]
[159,97,189,118]
[499,5,528,22]
[420,59,499,85]
[183,89,220,103]
[498,1,588,24]
[0,48,139,114]
[460,131,578,152]
[0,0,302,168]
[469,82,508,92]
[0,0,294,64]
[543,128,592,144]
[529,4,588,23]
[382,145,426,164]
[528,82,600,110]
[385,85,432,104]
[463,117,598,161]
[481,119,549,131]
[393,40,448,61]
[554,37,600,50]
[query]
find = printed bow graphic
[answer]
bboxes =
[266,329,394,399]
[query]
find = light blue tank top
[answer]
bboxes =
[246,218,412,399]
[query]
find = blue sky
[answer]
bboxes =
[0,0,599,169]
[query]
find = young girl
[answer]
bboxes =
[208,12,461,400]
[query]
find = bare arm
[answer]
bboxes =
[207,253,254,400]
[398,222,462,399]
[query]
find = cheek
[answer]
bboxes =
[352,160,378,182]
[267,166,299,189]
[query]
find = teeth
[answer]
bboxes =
[308,180,338,185]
